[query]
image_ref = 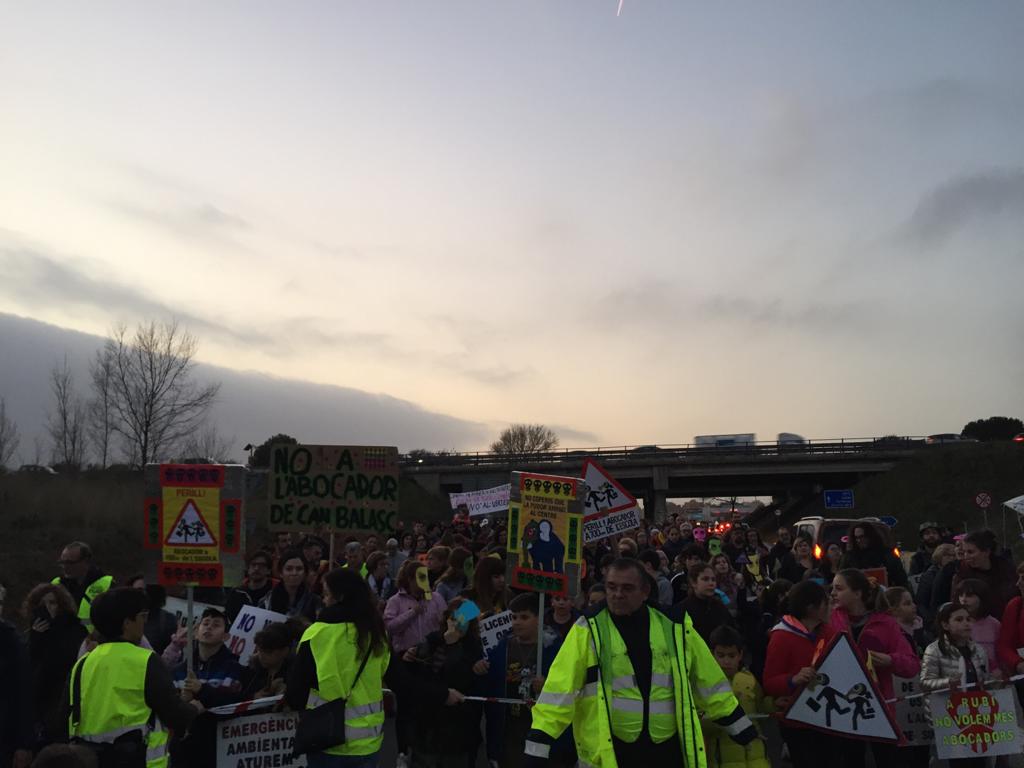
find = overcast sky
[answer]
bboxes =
[2,2,1023,450]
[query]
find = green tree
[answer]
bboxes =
[250,433,298,468]
[961,416,1024,442]
[490,424,559,457]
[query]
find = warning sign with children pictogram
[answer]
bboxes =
[144,464,244,587]
[165,500,217,546]
[781,632,904,743]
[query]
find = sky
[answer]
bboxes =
[2,1,1023,452]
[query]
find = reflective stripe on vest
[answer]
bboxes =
[69,642,167,768]
[593,610,677,744]
[300,621,389,757]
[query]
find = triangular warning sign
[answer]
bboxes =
[165,500,217,546]
[782,632,903,743]
[581,459,639,518]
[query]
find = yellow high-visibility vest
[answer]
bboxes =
[528,606,750,768]
[68,642,168,768]
[300,621,390,756]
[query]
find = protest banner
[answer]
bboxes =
[215,712,306,768]
[584,506,643,543]
[581,459,641,543]
[892,676,934,747]
[930,687,1022,759]
[269,444,400,535]
[226,605,288,665]
[144,464,245,588]
[782,632,903,743]
[479,609,514,655]
[506,472,585,597]
[449,484,510,516]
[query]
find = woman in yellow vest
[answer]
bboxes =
[285,568,390,767]
[67,587,201,768]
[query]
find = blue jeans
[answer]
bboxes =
[307,752,379,768]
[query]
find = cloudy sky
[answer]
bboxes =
[2,2,1023,451]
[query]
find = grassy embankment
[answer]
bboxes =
[0,470,448,624]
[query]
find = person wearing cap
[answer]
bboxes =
[909,522,943,577]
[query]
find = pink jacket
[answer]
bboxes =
[831,607,920,699]
[382,589,447,652]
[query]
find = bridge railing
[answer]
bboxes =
[399,436,925,470]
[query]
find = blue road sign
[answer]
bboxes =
[824,489,855,509]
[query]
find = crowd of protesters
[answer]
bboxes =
[2,510,1023,768]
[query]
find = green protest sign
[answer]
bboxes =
[269,444,399,535]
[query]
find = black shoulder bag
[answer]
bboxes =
[293,646,372,756]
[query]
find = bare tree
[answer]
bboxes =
[0,397,20,469]
[88,347,116,468]
[490,423,559,457]
[107,320,221,467]
[46,354,87,470]
[181,425,237,464]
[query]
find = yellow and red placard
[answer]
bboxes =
[506,472,584,597]
[144,464,241,587]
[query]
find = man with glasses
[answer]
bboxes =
[224,551,277,624]
[51,541,113,632]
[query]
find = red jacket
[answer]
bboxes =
[997,596,1024,674]
[830,608,919,699]
[763,616,835,698]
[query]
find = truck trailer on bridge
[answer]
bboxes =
[693,433,806,447]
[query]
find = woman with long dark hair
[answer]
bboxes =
[285,568,390,766]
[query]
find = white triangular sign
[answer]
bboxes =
[582,459,638,517]
[165,500,217,546]
[782,632,903,742]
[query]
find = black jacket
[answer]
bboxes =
[672,594,734,644]
[28,613,87,745]
[0,620,32,762]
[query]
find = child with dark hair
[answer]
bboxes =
[953,578,1001,673]
[480,591,560,768]
[920,602,993,768]
[706,626,772,768]
[239,622,292,700]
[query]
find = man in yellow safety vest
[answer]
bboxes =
[51,541,113,632]
[67,587,202,768]
[525,558,758,768]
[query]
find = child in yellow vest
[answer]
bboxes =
[704,626,773,768]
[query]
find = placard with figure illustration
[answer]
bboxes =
[782,632,904,743]
[506,471,585,597]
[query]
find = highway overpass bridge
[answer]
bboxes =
[401,438,924,520]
